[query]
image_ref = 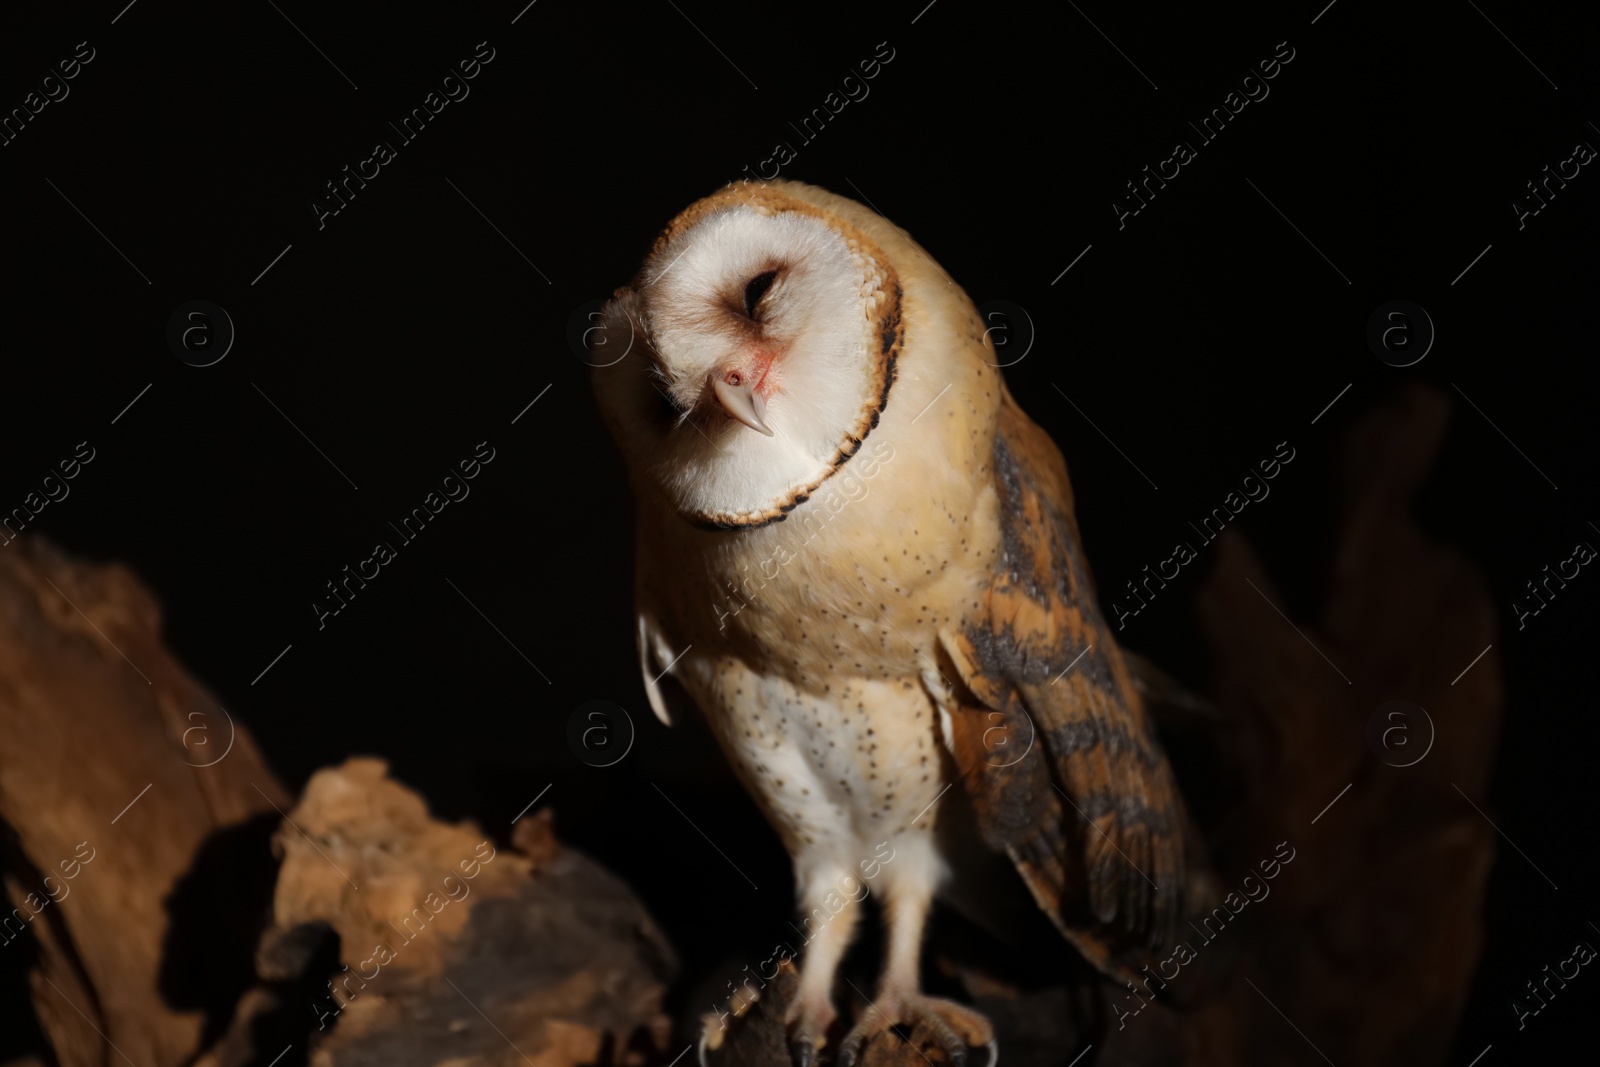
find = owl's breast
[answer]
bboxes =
[683,654,950,858]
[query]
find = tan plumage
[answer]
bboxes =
[593,181,1209,1064]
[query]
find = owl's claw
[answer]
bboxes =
[837,992,995,1067]
[835,1006,893,1067]
[787,1034,817,1067]
[783,996,833,1067]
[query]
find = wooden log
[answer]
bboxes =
[1170,383,1502,1066]
[1,539,678,1067]
[200,758,678,1067]
[0,537,291,1067]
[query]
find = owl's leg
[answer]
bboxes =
[836,846,995,1067]
[783,869,863,1067]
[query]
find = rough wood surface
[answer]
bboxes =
[0,537,291,1067]
[1,543,677,1067]
[1159,383,1502,1066]
[200,758,678,1067]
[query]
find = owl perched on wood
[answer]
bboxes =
[592,181,1212,1066]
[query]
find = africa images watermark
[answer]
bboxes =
[1114,40,1297,229]
[711,439,895,632]
[1110,440,1297,630]
[706,840,898,1031]
[1114,840,1297,1030]
[312,440,497,630]
[310,839,499,1028]
[1,841,98,949]
[0,40,96,149]
[0,440,97,548]
[730,40,896,184]
[310,41,498,230]
[1510,136,1594,231]
[1510,525,1594,631]
[1509,927,1595,1031]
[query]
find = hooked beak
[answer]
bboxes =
[711,372,774,436]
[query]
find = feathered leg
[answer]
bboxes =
[837,845,995,1067]
[784,866,863,1066]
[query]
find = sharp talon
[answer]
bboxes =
[835,990,993,1066]
[915,1007,965,1066]
[884,993,995,1067]
[783,987,835,1067]
[837,1007,889,1067]
[698,1029,711,1067]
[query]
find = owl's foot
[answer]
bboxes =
[783,988,838,1067]
[836,990,995,1067]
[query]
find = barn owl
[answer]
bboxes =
[592,181,1209,1066]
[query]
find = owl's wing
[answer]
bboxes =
[637,609,679,726]
[637,604,713,734]
[936,385,1202,980]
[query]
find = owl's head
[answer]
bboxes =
[591,181,902,529]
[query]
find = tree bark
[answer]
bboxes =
[0,537,291,1067]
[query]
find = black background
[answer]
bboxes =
[2,0,1596,1061]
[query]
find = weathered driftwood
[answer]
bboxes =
[1161,383,1503,1066]
[0,537,291,1067]
[199,758,677,1067]
[0,542,677,1067]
